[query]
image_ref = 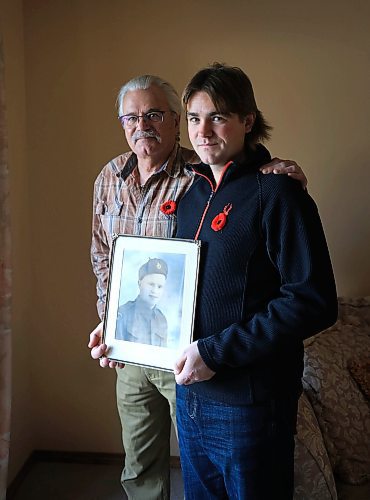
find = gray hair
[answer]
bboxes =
[116,75,182,117]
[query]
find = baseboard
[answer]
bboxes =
[7,452,36,500]
[7,449,181,499]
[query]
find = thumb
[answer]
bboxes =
[174,352,186,375]
[88,323,103,347]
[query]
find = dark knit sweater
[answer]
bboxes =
[176,144,337,404]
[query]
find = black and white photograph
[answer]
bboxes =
[115,253,185,349]
[103,235,201,371]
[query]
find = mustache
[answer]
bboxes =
[132,130,162,144]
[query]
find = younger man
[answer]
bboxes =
[174,63,337,499]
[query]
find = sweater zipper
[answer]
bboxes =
[193,161,233,241]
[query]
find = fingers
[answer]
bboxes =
[99,355,110,368]
[88,322,124,368]
[261,158,298,173]
[108,359,125,369]
[91,342,107,360]
[260,158,307,189]
[174,353,191,385]
[95,349,125,369]
[174,354,186,375]
[175,367,193,386]
[287,172,304,179]
[174,342,204,385]
[259,157,281,172]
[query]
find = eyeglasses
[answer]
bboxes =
[118,110,173,128]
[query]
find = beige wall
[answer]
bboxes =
[0,0,34,483]
[2,0,370,483]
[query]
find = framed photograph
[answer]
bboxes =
[102,235,201,371]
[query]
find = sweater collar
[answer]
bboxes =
[188,143,272,176]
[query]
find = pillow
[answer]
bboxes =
[338,296,370,328]
[294,392,337,500]
[348,357,370,401]
[303,321,370,485]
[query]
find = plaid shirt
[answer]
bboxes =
[91,143,197,319]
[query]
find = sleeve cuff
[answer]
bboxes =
[197,338,220,372]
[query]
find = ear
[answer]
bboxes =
[244,113,256,133]
[173,113,180,130]
[173,113,181,141]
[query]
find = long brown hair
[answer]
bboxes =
[182,63,272,147]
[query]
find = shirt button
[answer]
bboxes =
[138,217,142,223]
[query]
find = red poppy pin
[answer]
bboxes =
[160,200,177,215]
[211,203,233,232]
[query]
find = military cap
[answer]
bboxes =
[138,258,168,280]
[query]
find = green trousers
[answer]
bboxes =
[116,365,177,500]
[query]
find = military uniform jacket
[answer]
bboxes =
[115,296,168,347]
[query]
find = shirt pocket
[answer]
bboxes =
[156,212,178,238]
[95,201,125,239]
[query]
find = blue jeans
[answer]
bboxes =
[176,385,297,500]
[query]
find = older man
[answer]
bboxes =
[88,74,307,500]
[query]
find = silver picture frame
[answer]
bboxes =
[103,235,201,371]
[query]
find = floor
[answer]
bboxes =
[9,458,370,500]
[9,461,184,500]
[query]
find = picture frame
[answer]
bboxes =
[102,234,201,371]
